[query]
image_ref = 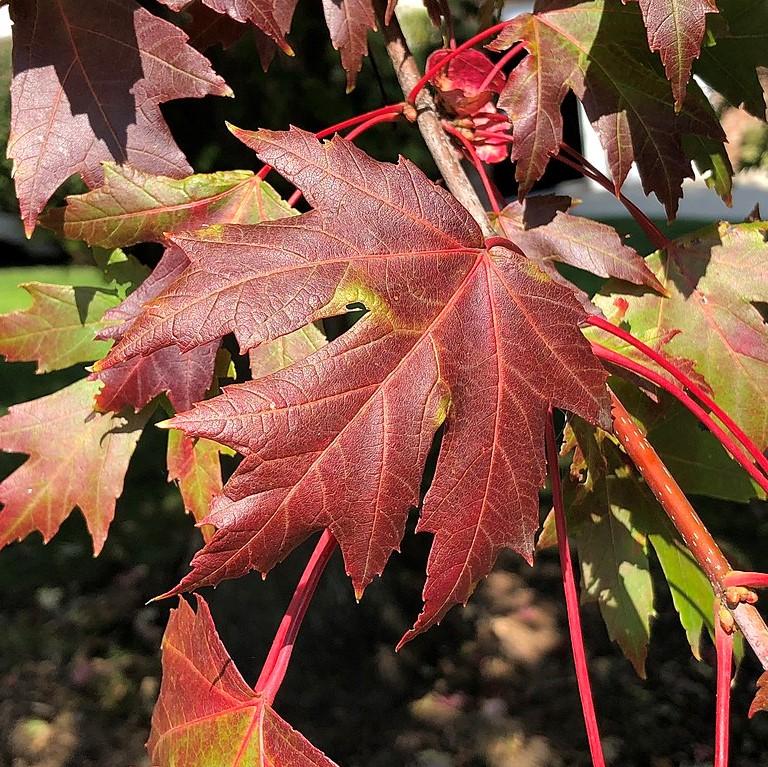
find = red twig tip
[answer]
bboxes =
[545,411,607,767]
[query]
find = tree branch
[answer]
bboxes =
[610,392,768,670]
[376,3,495,236]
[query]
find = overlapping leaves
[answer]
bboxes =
[488,0,726,218]
[8,0,231,234]
[0,169,294,552]
[98,128,609,638]
[590,220,768,452]
[559,417,719,672]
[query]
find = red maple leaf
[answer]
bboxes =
[8,0,231,234]
[99,129,609,639]
[149,595,339,766]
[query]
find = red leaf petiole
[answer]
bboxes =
[545,410,607,767]
[590,343,768,495]
[255,530,338,705]
[443,121,503,213]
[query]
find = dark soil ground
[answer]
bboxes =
[1,406,768,767]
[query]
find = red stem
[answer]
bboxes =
[473,129,514,142]
[591,344,768,495]
[260,104,405,186]
[587,314,768,478]
[555,146,671,251]
[407,20,514,104]
[715,614,733,767]
[545,411,607,767]
[723,571,768,589]
[255,530,337,704]
[478,42,526,91]
[443,122,502,213]
[288,110,402,207]
[314,103,404,139]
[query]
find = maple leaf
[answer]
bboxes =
[488,0,725,218]
[42,166,294,249]
[99,128,609,639]
[0,283,120,373]
[629,0,718,108]
[696,0,768,120]
[148,595,339,767]
[562,417,720,664]
[322,0,377,91]
[0,379,146,555]
[590,220,768,451]
[493,195,666,295]
[8,0,231,235]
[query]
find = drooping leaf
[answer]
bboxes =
[630,0,718,108]
[682,133,734,205]
[565,421,655,675]
[696,0,768,119]
[98,128,609,640]
[590,221,768,451]
[0,283,120,373]
[494,196,666,293]
[149,595,339,767]
[488,0,725,218]
[8,0,231,235]
[43,166,294,249]
[630,480,716,659]
[322,0,377,91]
[0,379,145,554]
[564,418,719,661]
[167,429,229,539]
